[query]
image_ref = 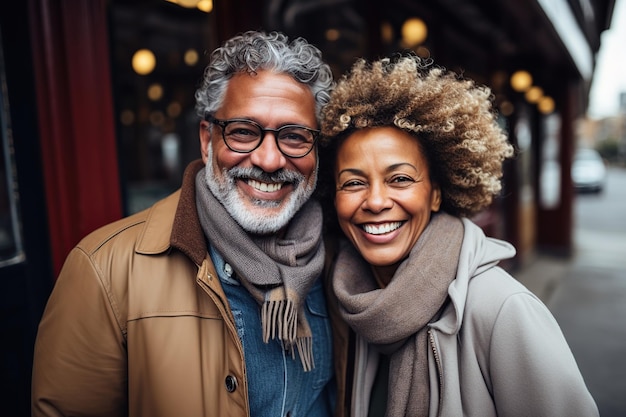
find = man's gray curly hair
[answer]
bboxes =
[194,31,334,121]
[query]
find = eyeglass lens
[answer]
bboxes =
[222,121,315,157]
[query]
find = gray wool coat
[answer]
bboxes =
[331,218,599,417]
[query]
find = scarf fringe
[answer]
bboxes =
[296,336,314,372]
[261,299,314,372]
[261,299,297,344]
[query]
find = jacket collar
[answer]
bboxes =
[430,218,516,335]
[136,159,208,266]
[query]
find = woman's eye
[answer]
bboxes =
[390,175,415,186]
[391,175,413,183]
[338,180,365,189]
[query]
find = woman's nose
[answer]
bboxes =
[361,184,393,213]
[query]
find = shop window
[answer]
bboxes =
[108,0,217,214]
[0,38,24,267]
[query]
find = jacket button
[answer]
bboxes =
[225,375,238,393]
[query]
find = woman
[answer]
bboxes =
[319,55,598,417]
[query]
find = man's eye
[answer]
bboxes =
[278,129,312,143]
[281,134,306,142]
[230,128,257,136]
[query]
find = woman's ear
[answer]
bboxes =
[431,184,442,212]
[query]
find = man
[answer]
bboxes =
[32,31,335,417]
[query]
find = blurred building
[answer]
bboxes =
[578,112,626,163]
[0,0,617,415]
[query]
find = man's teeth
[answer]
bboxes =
[362,222,402,235]
[248,179,283,192]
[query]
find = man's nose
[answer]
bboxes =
[249,133,287,172]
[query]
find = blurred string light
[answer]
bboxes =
[510,70,533,92]
[184,49,199,66]
[150,110,166,127]
[538,96,555,114]
[325,29,340,42]
[525,86,543,103]
[509,70,554,114]
[167,101,182,118]
[380,21,394,44]
[401,17,428,46]
[120,109,135,126]
[165,0,213,12]
[147,83,164,101]
[499,100,514,117]
[196,0,213,12]
[173,0,198,7]
[491,70,508,91]
[132,49,156,75]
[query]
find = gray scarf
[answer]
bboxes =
[333,213,464,416]
[195,168,325,371]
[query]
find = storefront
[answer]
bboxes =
[0,0,614,415]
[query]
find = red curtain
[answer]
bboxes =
[29,0,122,276]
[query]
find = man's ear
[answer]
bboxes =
[199,121,211,164]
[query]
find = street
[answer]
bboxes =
[549,166,626,417]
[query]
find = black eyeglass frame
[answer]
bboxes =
[204,114,320,158]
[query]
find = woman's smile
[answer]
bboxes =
[334,126,441,273]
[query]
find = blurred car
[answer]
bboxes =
[571,148,607,193]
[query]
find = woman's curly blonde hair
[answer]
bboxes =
[319,54,515,217]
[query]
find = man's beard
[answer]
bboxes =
[204,145,317,235]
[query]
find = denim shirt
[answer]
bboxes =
[209,245,335,417]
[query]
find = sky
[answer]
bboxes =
[587,0,626,118]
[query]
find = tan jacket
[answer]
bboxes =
[32,160,251,417]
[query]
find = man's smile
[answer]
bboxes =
[246,179,284,193]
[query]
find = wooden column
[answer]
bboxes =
[535,81,576,256]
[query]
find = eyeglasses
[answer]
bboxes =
[205,114,319,158]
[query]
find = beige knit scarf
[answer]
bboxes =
[195,169,325,371]
[333,213,464,416]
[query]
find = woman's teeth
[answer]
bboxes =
[362,222,402,235]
